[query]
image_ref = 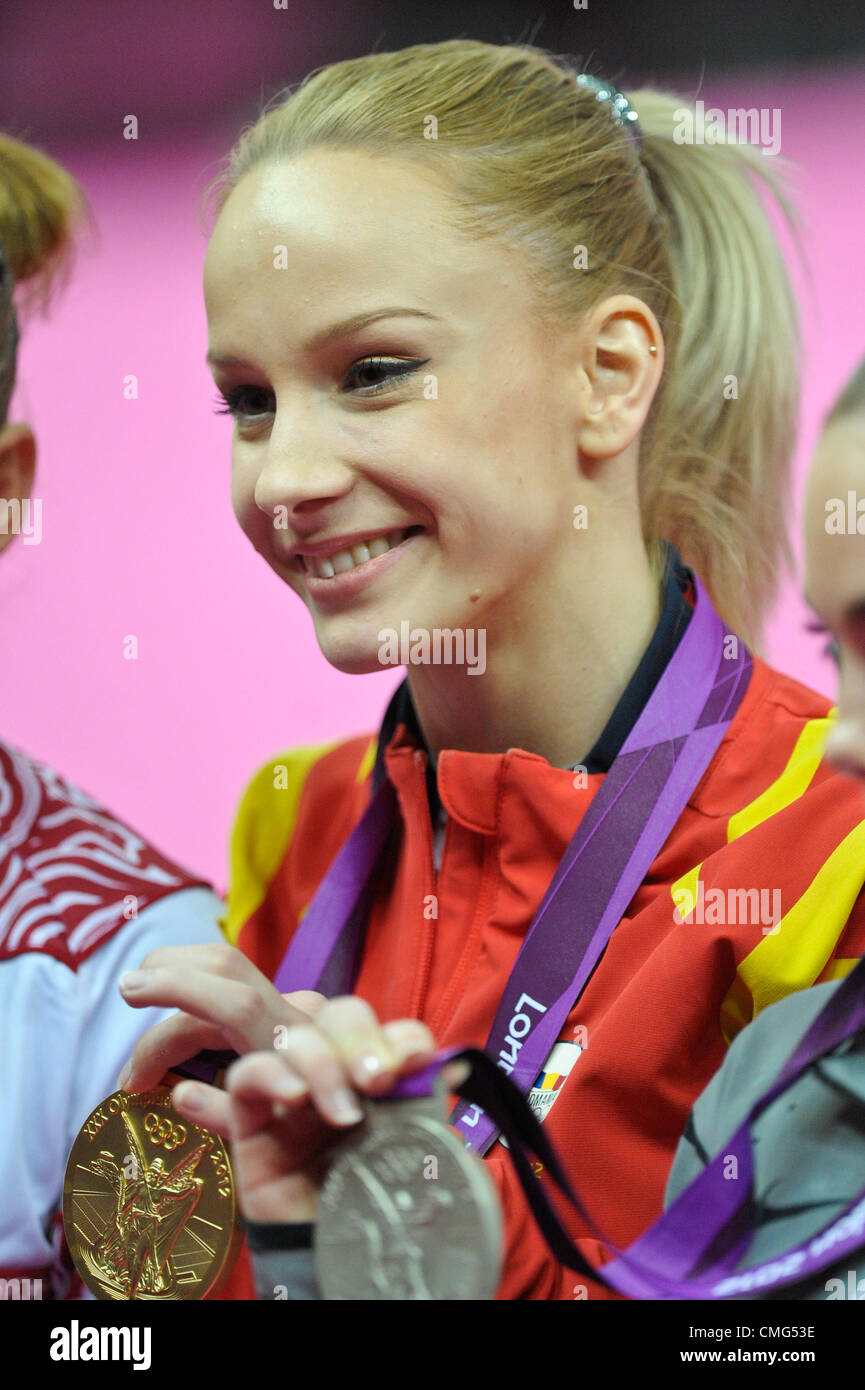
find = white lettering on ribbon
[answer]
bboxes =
[497,993,547,1076]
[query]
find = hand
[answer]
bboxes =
[115,942,327,1091]
[171,996,441,1222]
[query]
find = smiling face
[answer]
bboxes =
[804,411,865,785]
[203,148,600,676]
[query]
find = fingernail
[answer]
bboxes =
[276,1074,306,1101]
[119,970,147,992]
[356,1053,389,1082]
[174,1082,203,1114]
[116,1062,132,1089]
[443,1059,472,1088]
[329,1087,364,1125]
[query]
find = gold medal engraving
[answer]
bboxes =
[63,1086,239,1300]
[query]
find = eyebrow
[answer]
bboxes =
[206,307,441,367]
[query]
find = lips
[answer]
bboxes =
[299,526,421,580]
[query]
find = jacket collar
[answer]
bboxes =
[372,540,694,791]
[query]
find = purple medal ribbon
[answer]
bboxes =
[179,962,865,1301]
[390,945,865,1300]
[273,572,752,1154]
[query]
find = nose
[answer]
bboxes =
[251,406,356,521]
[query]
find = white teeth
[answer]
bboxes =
[304,528,413,580]
[331,549,357,575]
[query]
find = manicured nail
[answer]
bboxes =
[119,970,147,992]
[276,1074,306,1101]
[329,1087,364,1125]
[356,1053,389,1082]
[116,1062,132,1089]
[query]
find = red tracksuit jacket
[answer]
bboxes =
[217,601,865,1299]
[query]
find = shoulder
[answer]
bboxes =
[224,734,376,944]
[665,980,844,1205]
[229,734,375,850]
[708,654,834,780]
[707,981,843,1114]
[694,654,861,826]
[0,739,211,969]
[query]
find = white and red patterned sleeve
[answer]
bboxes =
[0,742,225,1293]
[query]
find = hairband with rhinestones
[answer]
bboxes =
[575,73,642,154]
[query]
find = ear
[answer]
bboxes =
[574,295,663,461]
[0,422,37,555]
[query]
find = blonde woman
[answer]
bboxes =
[117,41,865,1300]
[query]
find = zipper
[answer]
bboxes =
[408,747,439,1021]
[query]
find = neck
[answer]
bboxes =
[407,544,665,769]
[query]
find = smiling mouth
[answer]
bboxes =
[300,526,423,580]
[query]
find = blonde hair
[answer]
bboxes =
[206,40,802,651]
[0,131,88,423]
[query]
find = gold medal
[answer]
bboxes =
[63,1076,240,1300]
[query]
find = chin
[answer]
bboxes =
[316,636,396,678]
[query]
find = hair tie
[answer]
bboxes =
[575,73,642,155]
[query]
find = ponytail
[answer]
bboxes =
[633,90,801,652]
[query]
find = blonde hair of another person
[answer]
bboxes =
[0,131,87,422]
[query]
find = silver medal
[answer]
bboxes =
[314,1082,503,1300]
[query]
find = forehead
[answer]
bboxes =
[807,414,865,501]
[204,148,516,317]
[804,414,865,611]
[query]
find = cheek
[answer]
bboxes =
[824,655,865,777]
[839,652,865,722]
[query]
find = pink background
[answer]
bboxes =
[2,65,862,893]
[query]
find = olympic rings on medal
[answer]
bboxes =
[144,1110,187,1151]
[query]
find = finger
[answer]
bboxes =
[118,965,307,1054]
[224,1053,310,1140]
[282,990,328,1018]
[274,1025,365,1126]
[311,996,409,1094]
[118,1011,235,1091]
[136,942,263,981]
[441,1058,472,1090]
[172,1080,233,1137]
[381,1019,438,1071]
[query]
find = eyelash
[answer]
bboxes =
[212,356,429,418]
[804,620,842,667]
